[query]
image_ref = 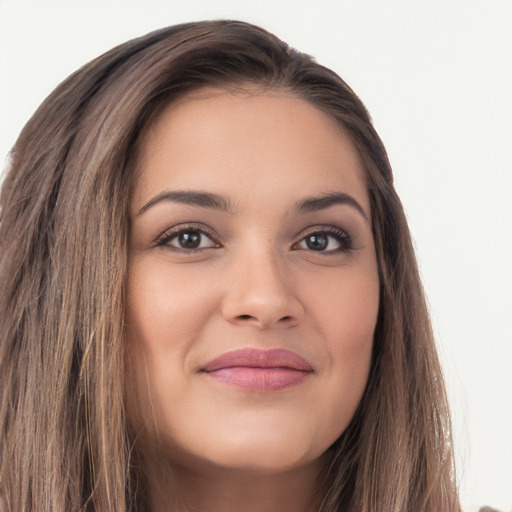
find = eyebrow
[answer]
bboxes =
[137,189,368,222]
[137,190,233,215]
[294,192,369,222]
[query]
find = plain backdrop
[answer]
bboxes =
[1,1,511,510]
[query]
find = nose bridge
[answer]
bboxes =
[221,241,303,328]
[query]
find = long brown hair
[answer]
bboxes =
[0,20,460,511]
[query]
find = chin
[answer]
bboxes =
[178,446,323,477]
[164,418,338,477]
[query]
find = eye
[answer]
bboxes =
[156,225,219,251]
[294,227,353,253]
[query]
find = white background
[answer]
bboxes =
[0,1,511,510]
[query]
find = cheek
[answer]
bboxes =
[306,262,379,350]
[126,258,215,351]
[124,259,217,423]
[302,264,378,413]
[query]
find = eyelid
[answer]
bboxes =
[292,224,354,252]
[153,223,353,253]
[155,223,221,249]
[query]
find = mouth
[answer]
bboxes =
[200,348,314,392]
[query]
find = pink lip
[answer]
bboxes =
[201,348,313,392]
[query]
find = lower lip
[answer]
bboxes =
[203,367,311,392]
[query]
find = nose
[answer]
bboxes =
[221,250,304,329]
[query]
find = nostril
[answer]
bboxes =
[235,314,295,324]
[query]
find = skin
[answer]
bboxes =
[125,88,380,512]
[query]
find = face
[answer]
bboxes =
[126,88,379,476]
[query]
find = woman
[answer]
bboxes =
[0,20,460,512]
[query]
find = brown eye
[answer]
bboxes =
[295,227,353,253]
[178,231,202,249]
[304,233,329,251]
[159,228,218,251]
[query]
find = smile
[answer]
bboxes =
[200,348,314,392]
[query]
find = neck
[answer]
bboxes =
[142,453,325,512]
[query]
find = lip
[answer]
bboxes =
[200,348,313,392]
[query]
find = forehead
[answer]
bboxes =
[133,88,370,217]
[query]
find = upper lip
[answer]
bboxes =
[201,348,313,372]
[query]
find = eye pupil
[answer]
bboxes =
[179,231,201,249]
[306,233,328,251]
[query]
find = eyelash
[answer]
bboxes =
[155,224,354,254]
[155,224,220,252]
[293,225,354,253]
